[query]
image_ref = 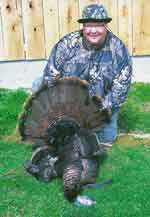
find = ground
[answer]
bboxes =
[0,82,150,217]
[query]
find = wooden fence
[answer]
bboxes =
[0,0,150,61]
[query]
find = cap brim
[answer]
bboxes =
[77,18,112,23]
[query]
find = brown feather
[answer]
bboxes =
[18,77,111,145]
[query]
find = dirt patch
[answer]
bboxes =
[142,102,150,112]
[115,134,150,147]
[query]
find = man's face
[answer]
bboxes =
[83,22,108,46]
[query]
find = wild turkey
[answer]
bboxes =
[18,77,111,201]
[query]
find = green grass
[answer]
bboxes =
[119,82,150,133]
[0,89,28,138]
[0,140,150,217]
[0,83,150,217]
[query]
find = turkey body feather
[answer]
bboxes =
[19,77,111,202]
[18,77,111,147]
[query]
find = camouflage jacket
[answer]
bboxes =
[43,30,132,111]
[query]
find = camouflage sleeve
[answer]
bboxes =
[103,45,132,110]
[43,38,69,84]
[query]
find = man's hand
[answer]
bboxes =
[44,75,61,88]
[91,95,112,122]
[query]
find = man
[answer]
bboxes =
[41,4,132,143]
[41,4,132,144]
[27,4,132,205]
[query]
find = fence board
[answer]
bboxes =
[133,0,150,55]
[0,1,4,61]
[43,0,59,58]
[118,0,132,54]
[100,0,118,35]
[0,0,150,61]
[1,0,24,60]
[58,0,79,38]
[22,0,45,59]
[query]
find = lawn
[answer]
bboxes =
[0,83,150,217]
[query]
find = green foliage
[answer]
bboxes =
[0,89,28,138]
[118,82,150,133]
